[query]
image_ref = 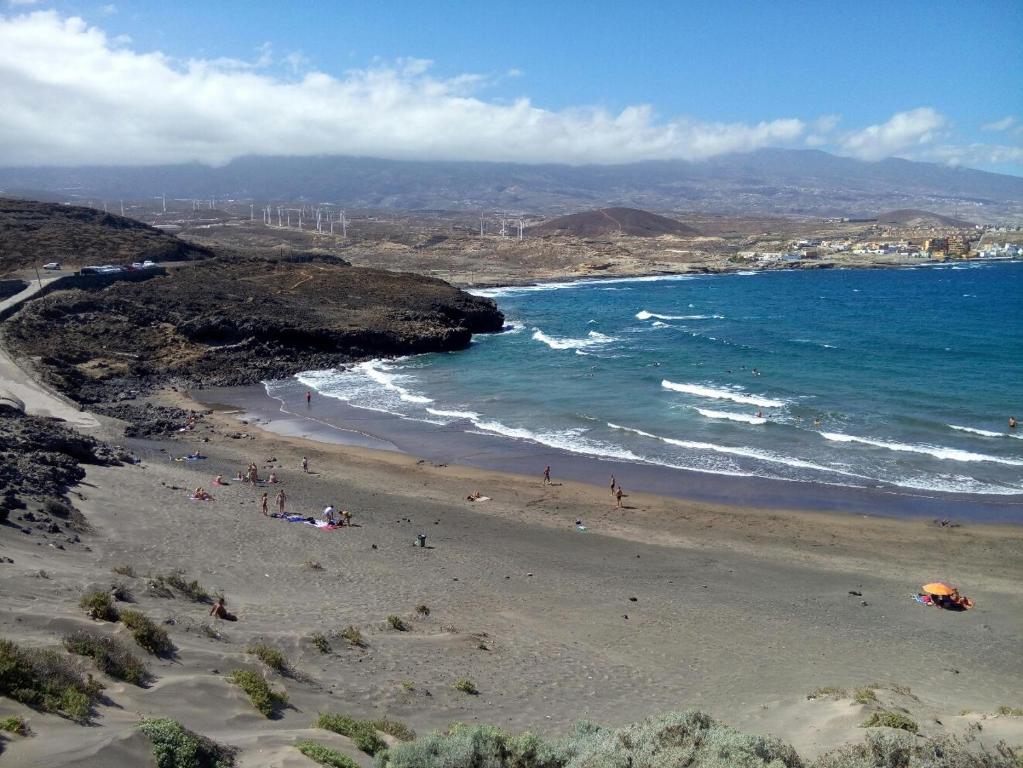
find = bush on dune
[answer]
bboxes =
[375,711,802,768]
[121,610,175,656]
[0,637,103,722]
[80,590,119,622]
[137,717,236,768]
[227,669,287,718]
[375,711,1022,768]
[296,740,359,768]
[63,629,149,685]
[317,713,386,756]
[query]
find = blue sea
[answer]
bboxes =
[269,262,1023,499]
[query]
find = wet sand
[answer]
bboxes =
[196,383,1023,524]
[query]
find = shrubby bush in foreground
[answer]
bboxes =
[374,711,1020,768]
[0,637,103,722]
[137,717,236,768]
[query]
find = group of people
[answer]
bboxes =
[259,489,288,516]
[321,504,352,526]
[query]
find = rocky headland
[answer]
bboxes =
[3,255,503,404]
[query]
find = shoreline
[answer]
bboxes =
[191,382,1023,525]
[449,255,1023,291]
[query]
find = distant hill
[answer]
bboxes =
[0,197,211,275]
[874,209,973,228]
[530,207,698,238]
[1,149,1022,221]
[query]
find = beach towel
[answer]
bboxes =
[914,594,934,605]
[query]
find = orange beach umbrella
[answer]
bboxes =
[922,582,955,596]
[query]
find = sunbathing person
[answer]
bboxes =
[467,490,482,501]
[209,596,236,621]
[268,471,279,484]
[192,487,214,501]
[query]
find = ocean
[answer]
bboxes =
[266,261,1023,505]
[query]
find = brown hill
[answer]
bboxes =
[874,209,973,228]
[0,197,211,275]
[529,207,698,238]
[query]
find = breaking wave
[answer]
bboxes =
[661,380,785,408]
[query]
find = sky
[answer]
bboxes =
[1,0,1021,174]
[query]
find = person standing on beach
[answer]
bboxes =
[610,475,616,495]
[615,486,624,509]
[302,456,309,473]
[275,489,286,515]
[260,492,269,516]
[306,391,312,406]
[543,465,551,485]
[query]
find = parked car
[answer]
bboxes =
[42,262,61,270]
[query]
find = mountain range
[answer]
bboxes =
[1,149,1021,222]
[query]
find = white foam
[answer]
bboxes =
[636,310,724,321]
[819,432,1023,466]
[425,407,481,421]
[469,420,648,464]
[532,328,617,350]
[791,338,837,349]
[608,423,856,476]
[359,361,434,404]
[661,380,785,408]
[948,424,1003,438]
[696,408,767,425]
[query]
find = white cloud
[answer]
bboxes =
[100,4,116,15]
[805,114,841,147]
[839,107,945,161]
[982,116,1016,132]
[922,143,1023,168]
[0,10,806,167]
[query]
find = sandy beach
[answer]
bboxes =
[2,384,1021,766]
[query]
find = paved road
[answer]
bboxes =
[0,276,99,429]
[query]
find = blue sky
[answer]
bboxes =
[2,0,1021,172]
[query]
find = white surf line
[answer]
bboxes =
[661,380,785,408]
[820,432,1023,466]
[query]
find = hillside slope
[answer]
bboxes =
[529,207,698,238]
[0,197,212,275]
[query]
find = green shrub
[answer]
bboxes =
[227,669,287,718]
[310,633,331,654]
[63,630,149,685]
[814,731,1016,767]
[453,678,478,695]
[137,717,236,768]
[415,604,430,616]
[163,572,211,603]
[0,715,28,736]
[996,705,1023,716]
[860,709,918,733]
[852,687,878,704]
[246,643,290,674]
[376,711,805,768]
[80,590,119,622]
[121,610,175,656]
[316,713,385,755]
[387,615,408,632]
[0,637,102,722]
[296,740,359,768]
[373,717,416,742]
[339,626,365,648]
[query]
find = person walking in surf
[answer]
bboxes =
[306,390,312,406]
